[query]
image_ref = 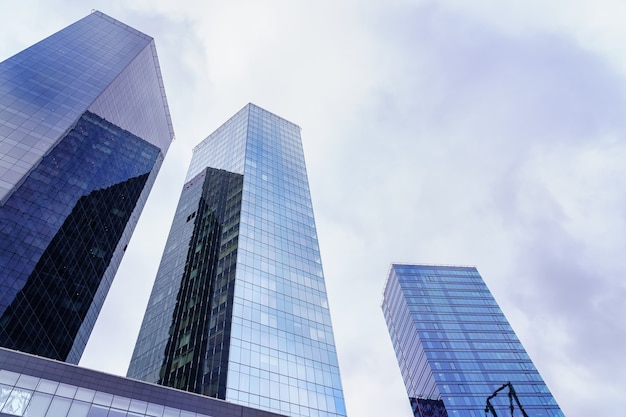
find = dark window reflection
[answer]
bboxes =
[0,111,159,361]
[158,167,243,399]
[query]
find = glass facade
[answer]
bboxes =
[381,264,565,417]
[0,11,174,363]
[128,104,346,417]
[0,347,286,417]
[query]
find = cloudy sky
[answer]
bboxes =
[2,1,625,416]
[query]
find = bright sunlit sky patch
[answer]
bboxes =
[1,2,625,416]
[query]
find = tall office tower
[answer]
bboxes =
[382,264,564,417]
[128,104,346,417]
[0,12,174,364]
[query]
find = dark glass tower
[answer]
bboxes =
[0,11,174,363]
[382,264,565,417]
[128,104,346,417]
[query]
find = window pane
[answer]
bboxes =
[111,396,130,411]
[87,405,109,417]
[36,380,58,395]
[2,388,33,415]
[56,384,77,399]
[145,403,164,417]
[0,385,13,409]
[46,397,72,417]
[162,407,180,417]
[0,371,20,386]
[107,409,127,417]
[67,400,90,417]
[92,392,113,407]
[74,388,95,403]
[16,375,39,390]
[24,392,52,417]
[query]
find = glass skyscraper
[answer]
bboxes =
[128,104,346,417]
[0,11,174,364]
[382,264,564,417]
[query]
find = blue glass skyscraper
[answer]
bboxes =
[382,264,564,417]
[128,104,346,417]
[0,11,174,363]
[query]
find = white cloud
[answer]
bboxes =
[2,1,625,416]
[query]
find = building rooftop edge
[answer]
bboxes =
[90,10,153,41]
[389,262,478,269]
[381,262,479,306]
[191,103,301,154]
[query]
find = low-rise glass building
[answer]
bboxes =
[0,347,285,417]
